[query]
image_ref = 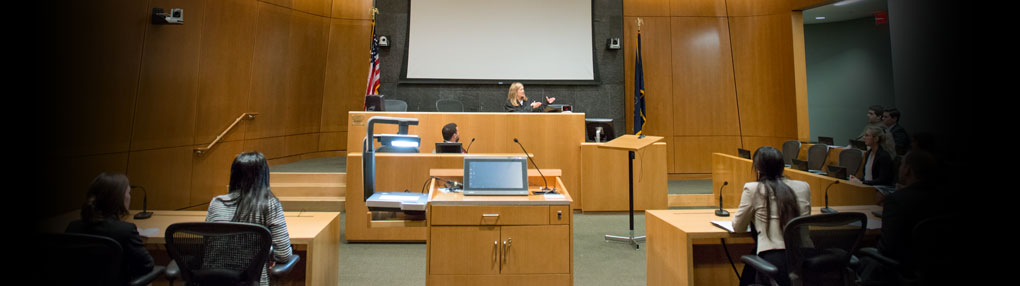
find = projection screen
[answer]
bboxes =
[405,0,594,82]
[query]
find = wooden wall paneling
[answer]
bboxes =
[624,17,673,136]
[284,11,329,136]
[43,153,131,217]
[195,0,258,145]
[261,0,293,9]
[127,147,195,211]
[712,152,756,208]
[729,14,798,139]
[740,136,794,156]
[791,11,811,141]
[293,0,332,17]
[788,0,839,11]
[131,0,205,151]
[318,131,349,151]
[321,19,372,136]
[624,0,672,17]
[47,0,147,157]
[670,0,728,16]
[242,133,318,160]
[581,142,668,212]
[673,136,741,173]
[248,3,292,139]
[664,136,676,173]
[190,141,245,210]
[446,114,511,154]
[332,0,373,20]
[670,17,739,137]
[284,133,321,157]
[504,114,584,208]
[725,0,789,16]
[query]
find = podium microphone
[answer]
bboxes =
[513,138,554,193]
[132,186,153,220]
[464,138,475,153]
[821,180,839,213]
[715,181,730,217]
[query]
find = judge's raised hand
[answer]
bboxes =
[530,101,542,109]
[546,96,556,104]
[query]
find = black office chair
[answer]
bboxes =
[857,215,958,286]
[837,148,865,178]
[807,144,830,175]
[435,99,464,112]
[782,140,801,167]
[165,222,300,286]
[41,233,166,286]
[741,212,867,286]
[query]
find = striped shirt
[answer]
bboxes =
[206,193,293,286]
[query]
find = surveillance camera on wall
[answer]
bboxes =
[608,38,621,50]
[378,36,390,47]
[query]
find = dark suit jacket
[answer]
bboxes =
[879,181,941,274]
[863,147,894,186]
[504,98,542,112]
[66,218,155,280]
[888,124,910,156]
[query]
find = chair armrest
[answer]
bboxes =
[130,265,165,286]
[270,254,301,278]
[741,255,778,277]
[858,247,900,269]
[165,260,180,281]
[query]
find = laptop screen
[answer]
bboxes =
[464,157,528,192]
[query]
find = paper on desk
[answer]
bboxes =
[138,227,159,238]
[711,221,750,233]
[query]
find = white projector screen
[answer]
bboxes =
[406,0,594,81]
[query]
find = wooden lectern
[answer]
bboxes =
[598,134,663,249]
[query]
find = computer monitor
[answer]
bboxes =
[826,165,848,180]
[737,148,751,159]
[790,159,809,171]
[463,157,529,196]
[585,118,616,142]
[365,94,384,111]
[818,136,834,145]
[435,142,462,153]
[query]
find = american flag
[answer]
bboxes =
[364,15,381,107]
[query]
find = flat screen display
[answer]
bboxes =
[463,157,529,193]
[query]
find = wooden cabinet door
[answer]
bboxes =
[500,225,570,274]
[430,226,501,275]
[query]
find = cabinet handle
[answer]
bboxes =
[482,214,500,217]
[503,238,512,265]
[494,240,499,270]
[558,210,563,220]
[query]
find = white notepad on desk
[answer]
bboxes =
[711,221,750,233]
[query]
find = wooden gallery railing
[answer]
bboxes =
[193,112,258,156]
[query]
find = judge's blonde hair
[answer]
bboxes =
[506,82,526,106]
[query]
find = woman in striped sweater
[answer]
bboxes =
[206,151,292,286]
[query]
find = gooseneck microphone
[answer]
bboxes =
[715,181,730,217]
[132,186,153,220]
[513,138,554,193]
[464,138,475,153]
[821,180,839,213]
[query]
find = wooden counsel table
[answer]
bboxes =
[646,205,882,286]
[43,210,340,286]
[712,153,878,208]
[426,169,574,285]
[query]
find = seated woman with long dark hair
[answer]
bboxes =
[206,152,292,286]
[732,146,812,286]
[65,172,155,282]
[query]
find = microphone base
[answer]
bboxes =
[134,211,153,220]
[714,209,730,217]
[820,207,838,214]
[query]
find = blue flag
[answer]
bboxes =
[634,31,646,135]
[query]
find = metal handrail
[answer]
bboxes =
[194,112,258,156]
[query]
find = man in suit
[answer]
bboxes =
[883,108,911,156]
[858,150,942,284]
[857,105,897,156]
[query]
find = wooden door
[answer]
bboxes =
[500,225,570,274]
[429,226,501,275]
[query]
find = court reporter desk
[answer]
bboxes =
[646,205,881,286]
[712,153,877,208]
[44,210,340,286]
[426,169,574,285]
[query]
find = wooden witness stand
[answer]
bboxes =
[599,134,663,249]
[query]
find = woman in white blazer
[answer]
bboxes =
[732,146,812,286]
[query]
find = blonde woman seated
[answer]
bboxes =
[503,82,555,112]
[732,146,812,286]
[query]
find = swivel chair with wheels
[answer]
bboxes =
[741,212,867,286]
[40,233,166,286]
[164,222,300,286]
